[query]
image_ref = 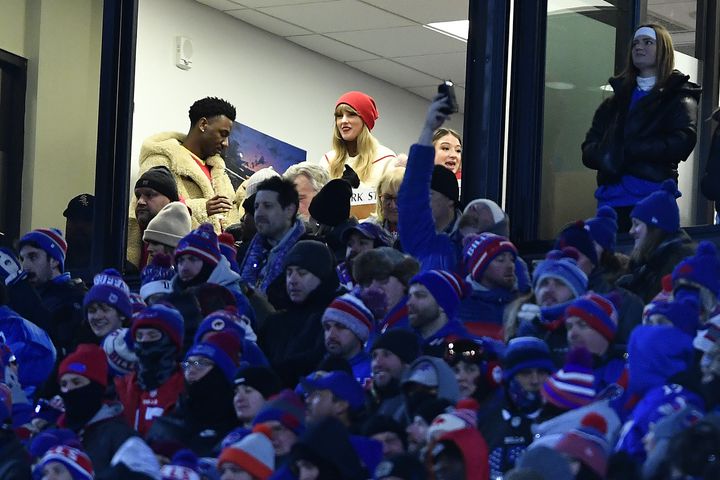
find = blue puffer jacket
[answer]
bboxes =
[398,144,461,273]
[0,305,56,397]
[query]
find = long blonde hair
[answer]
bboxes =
[329,104,378,183]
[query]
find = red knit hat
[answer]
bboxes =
[58,344,108,388]
[336,91,379,131]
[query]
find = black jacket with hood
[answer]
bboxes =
[582,70,701,186]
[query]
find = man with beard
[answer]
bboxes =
[115,304,185,436]
[367,329,421,420]
[240,176,306,310]
[0,229,89,366]
[509,249,588,363]
[459,234,520,339]
[321,293,375,386]
[406,270,470,357]
[127,166,179,269]
[147,331,242,456]
[57,344,148,471]
[135,97,240,233]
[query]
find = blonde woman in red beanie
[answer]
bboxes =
[320,91,397,189]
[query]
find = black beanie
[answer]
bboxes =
[283,240,335,282]
[361,415,407,448]
[233,365,282,399]
[431,165,459,204]
[135,166,179,202]
[308,179,352,227]
[370,328,421,364]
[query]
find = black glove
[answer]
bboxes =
[342,164,360,188]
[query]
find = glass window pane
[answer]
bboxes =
[539,1,621,238]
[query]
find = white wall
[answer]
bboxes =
[132,0,464,182]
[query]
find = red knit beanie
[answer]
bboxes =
[336,91,379,131]
[58,344,108,388]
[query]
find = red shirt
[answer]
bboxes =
[114,369,185,436]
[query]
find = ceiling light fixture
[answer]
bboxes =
[423,20,468,42]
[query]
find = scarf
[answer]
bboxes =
[240,219,305,293]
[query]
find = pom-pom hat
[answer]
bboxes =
[39,445,94,480]
[630,179,681,233]
[19,228,67,272]
[463,233,518,282]
[175,223,221,266]
[586,206,618,253]
[321,293,375,343]
[541,348,596,409]
[410,270,469,320]
[218,430,275,480]
[83,268,132,320]
[58,344,108,388]
[565,293,618,342]
[131,304,185,351]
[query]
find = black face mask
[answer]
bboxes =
[185,367,236,427]
[62,382,105,431]
[135,335,178,391]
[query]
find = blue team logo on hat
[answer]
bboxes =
[109,293,118,304]
[211,319,226,331]
[68,362,87,373]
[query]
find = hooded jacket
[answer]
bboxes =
[582,70,701,186]
[290,417,368,480]
[436,428,490,480]
[402,356,461,404]
[134,131,240,232]
[74,402,139,471]
[259,273,340,388]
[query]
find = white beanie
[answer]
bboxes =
[143,202,192,247]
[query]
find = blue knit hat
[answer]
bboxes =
[463,233,518,282]
[644,297,700,337]
[186,330,243,383]
[300,371,366,411]
[253,389,306,435]
[175,223,221,266]
[83,268,132,320]
[532,249,588,299]
[586,206,618,253]
[140,253,175,302]
[193,309,247,344]
[19,228,68,272]
[554,221,598,266]
[131,304,185,351]
[218,233,241,274]
[630,179,681,233]
[410,270,469,320]
[672,241,720,301]
[502,336,555,381]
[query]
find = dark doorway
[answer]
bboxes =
[0,49,27,247]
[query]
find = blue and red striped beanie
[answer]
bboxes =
[463,233,517,282]
[19,228,68,272]
[565,293,618,342]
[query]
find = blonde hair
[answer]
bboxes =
[375,167,405,223]
[329,104,378,183]
[616,23,675,91]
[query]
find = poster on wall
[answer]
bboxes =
[222,121,307,189]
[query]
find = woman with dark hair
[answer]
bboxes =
[582,24,700,231]
[432,127,462,176]
[616,179,695,303]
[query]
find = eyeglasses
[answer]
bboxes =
[181,358,214,370]
[381,194,398,204]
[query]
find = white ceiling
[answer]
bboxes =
[195,0,469,109]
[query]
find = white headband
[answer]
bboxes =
[634,27,657,40]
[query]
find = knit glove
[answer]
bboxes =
[0,247,26,286]
[517,303,542,323]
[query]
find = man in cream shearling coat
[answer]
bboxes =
[128,97,242,267]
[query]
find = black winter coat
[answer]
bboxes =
[582,70,701,186]
[616,230,696,303]
[701,108,720,204]
[259,277,340,389]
